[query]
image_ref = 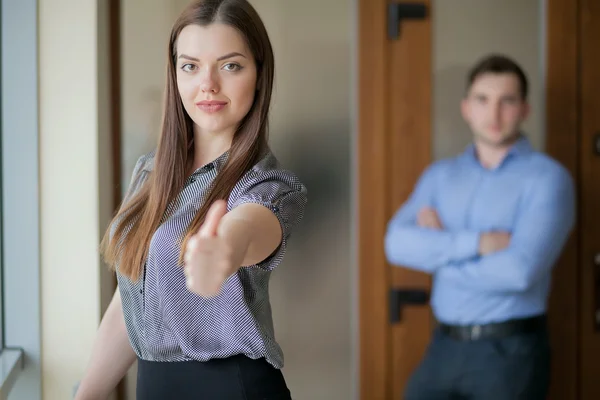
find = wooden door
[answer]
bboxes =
[544,0,579,399]
[579,0,600,398]
[537,0,600,398]
[358,1,432,399]
[359,0,584,399]
[386,2,433,399]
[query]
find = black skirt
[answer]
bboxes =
[136,354,292,400]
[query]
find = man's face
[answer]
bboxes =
[461,72,530,148]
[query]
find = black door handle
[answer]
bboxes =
[387,2,427,40]
[389,288,429,323]
[593,253,600,331]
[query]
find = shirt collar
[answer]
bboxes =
[463,134,532,167]
[142,149,230,173]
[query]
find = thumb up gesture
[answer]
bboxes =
[183,200,238,297]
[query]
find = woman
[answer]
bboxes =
[75,1,307,399]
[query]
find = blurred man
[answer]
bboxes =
[384,54,575,400]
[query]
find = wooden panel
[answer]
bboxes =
[387,2,433,399]
[545,0,580,399]
[357,0,392,398]
[579,0,600,398]
[109,0,125,399]
[109,0,122,210]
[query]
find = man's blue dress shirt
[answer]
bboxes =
[384,137,575,325]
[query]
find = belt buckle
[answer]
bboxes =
[469,325,482,340]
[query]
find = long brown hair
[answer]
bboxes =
[101,0,275,281]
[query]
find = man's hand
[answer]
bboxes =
[416,208,510,255]
[478,232,511,255]
[417,207,443,230]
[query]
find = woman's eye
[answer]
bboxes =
[223,63,241,72]
[181,64,196,72]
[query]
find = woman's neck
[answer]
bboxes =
[190,127,234,171]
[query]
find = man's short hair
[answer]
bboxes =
[466,54,529,100]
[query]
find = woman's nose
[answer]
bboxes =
[199,69,219,94]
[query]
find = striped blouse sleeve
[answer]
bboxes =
[229,154,308,270]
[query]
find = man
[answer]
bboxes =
[384,54,575,399]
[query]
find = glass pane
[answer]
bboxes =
[0,0,4,351]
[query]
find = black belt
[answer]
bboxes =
[439,314,547,341]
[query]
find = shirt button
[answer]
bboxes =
[139,289,143,294]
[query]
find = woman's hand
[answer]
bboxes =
[183,200,244,297]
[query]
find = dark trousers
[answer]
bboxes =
[136,354,292,400]
[404,328,551,400]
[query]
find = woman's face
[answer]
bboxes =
[175,23,257,139]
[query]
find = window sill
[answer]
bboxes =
[0,348,24,400]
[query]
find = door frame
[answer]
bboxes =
[357,1,395,398]
[544,0,580,398]
[108,0,125,399]
[357,0,580,398]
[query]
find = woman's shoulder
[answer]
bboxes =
[132,149,156,175]
[250,150,280,172]
[122,149,156,201]
[241,150,306,193]
[229,149,308,235]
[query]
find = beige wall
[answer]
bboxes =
[38,0,114,398]
[119,0,179,191]
[250,1,354,398]
[433,0,545,159]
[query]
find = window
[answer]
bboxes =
[0,0,41,398]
